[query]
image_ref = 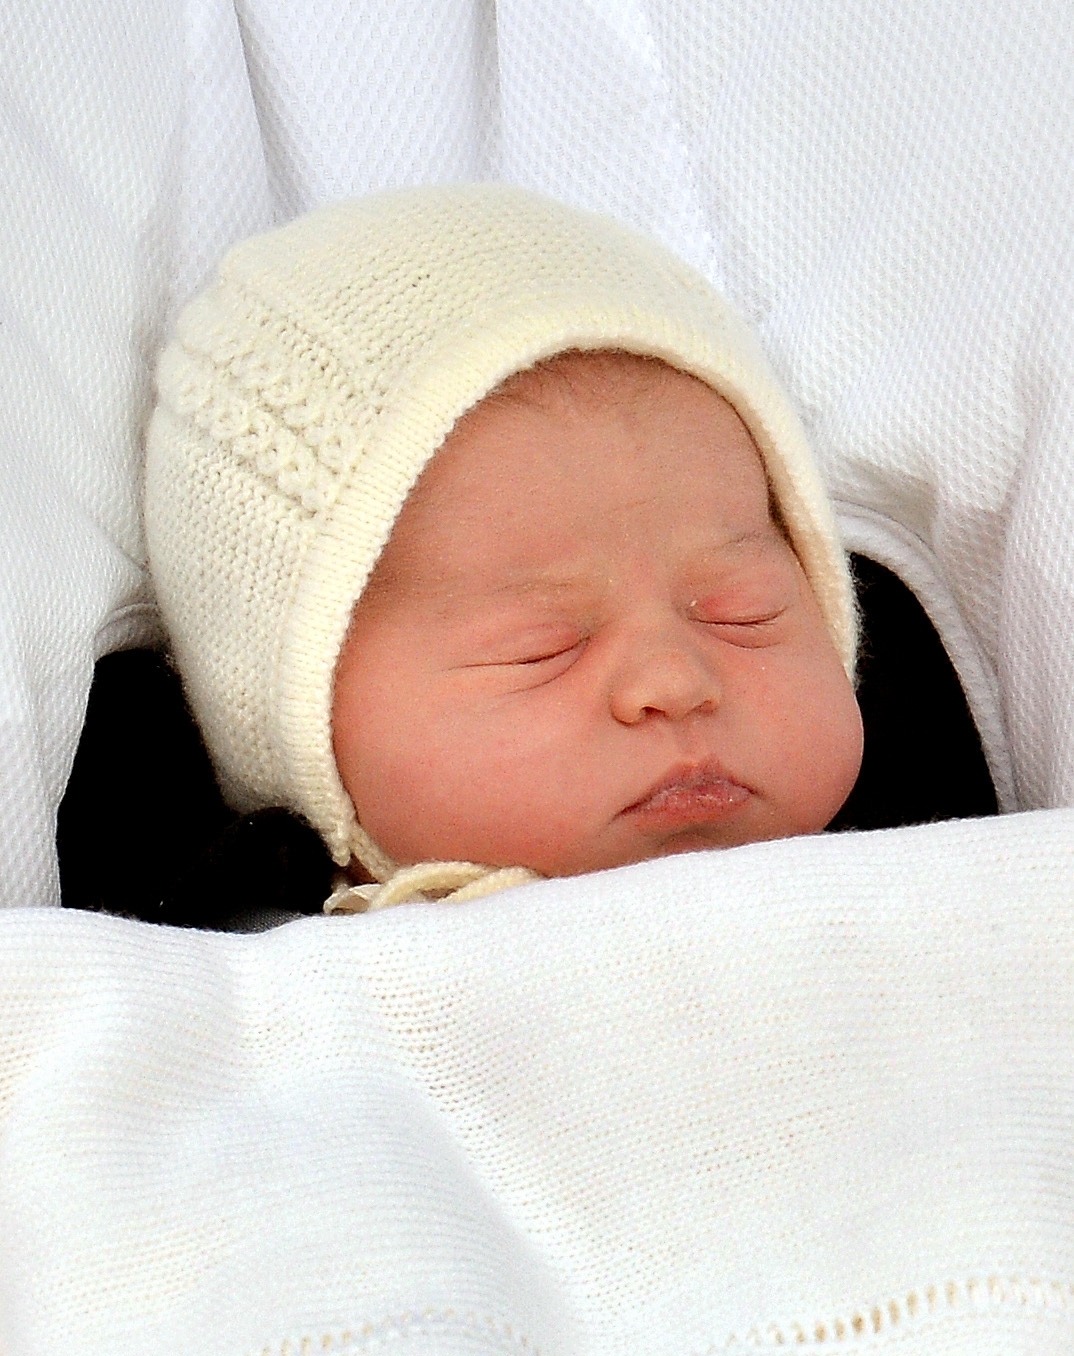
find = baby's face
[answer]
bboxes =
[333,354,863,878]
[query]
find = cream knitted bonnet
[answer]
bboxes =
[146,183,856,899]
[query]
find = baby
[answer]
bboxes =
[146,184,862,911]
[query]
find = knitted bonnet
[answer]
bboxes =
[146,183,856,889]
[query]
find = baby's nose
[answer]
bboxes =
[609,631,722,725]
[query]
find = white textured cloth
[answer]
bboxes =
[3,810,1074,1354]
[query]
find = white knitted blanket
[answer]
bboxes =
[3,810,1074,1353]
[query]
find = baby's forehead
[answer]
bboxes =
[441,348,747,489]
[367,352,784,606]
[408,349,744,515]
[433,349,780,529]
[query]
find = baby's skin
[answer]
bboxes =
[332,351,863,878]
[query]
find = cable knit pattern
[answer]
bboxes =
[158,351,347,519]
[146,184,855,878]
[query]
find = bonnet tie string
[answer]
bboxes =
[324,860,539,913]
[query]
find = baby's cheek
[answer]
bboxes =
[742,637,861,826]
[789,673,863,830]
[344,713,512,864]
[407,711,596,871]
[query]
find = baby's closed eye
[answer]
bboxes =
[512,639,587,666]
[463,623,588,676]
[686,585,797,645]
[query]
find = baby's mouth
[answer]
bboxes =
[621,761,752,829]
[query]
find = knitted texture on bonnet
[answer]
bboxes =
[145,183,855,895]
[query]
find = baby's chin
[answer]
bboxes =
[473,824,760,879]
[368,797,831,881]
[521,811,835,877]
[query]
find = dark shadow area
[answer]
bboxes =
[58,554,996,926]
[56,651,333,928]
[828,556,997,832]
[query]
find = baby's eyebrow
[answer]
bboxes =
[372,570,585,619]
[719,528,776,552]
[488,575,586,599]
[376,526,787,612]
[481,532,784,600]
[688,527,794,568]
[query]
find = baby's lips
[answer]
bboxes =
[622,760,752,826]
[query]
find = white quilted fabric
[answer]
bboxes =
[0,0,269,908]
[3,811,1074,1354]
[232,0,494,220]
